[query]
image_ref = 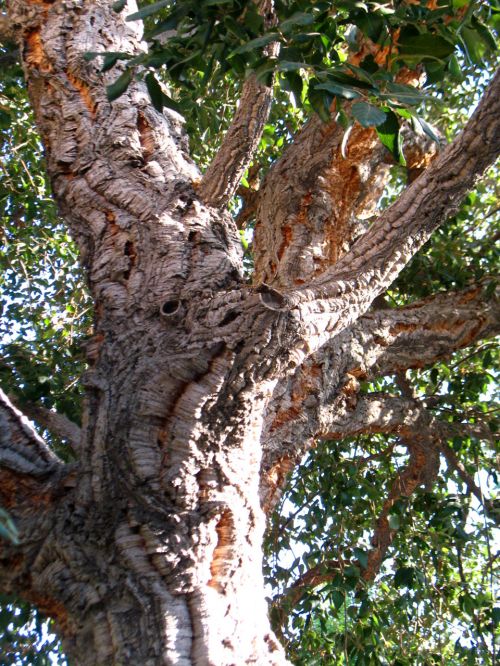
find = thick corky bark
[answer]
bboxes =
[199,0,278,209]
[2,0,500,662]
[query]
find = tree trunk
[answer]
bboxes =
[3,0,288,662]
[2,0,500,663]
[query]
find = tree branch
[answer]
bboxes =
[252,56,433,290]
[13,399,81,454]
[198,0,278,208]
[317,393,435,440]
[364,283,500,378]
[272,397,498,619]
[269,383,498,620]
[266,69,500,358]
[272,429,441,618]
[0,390,73,608]
[0,389,63,480]
[253,106,392,289]
[260,283,499,509]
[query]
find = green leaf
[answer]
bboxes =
[101,52,132,73]
[145,72,164,112]
[353,547,369,569]
[315,81,360,100]
[354,11,384,42]
[447,54,464,81]
[106,68,134,102]
[160,91,181,114]
[280,12,315,33]
[146,12,183,39]
[351,102,387,127]
[229,33,280,57]
[126,0,173,22]
[380,82,427,106]
[308,86,332,122]
[112,0,127,12]
[280,71,303,106]
[376,110,406,165]
[398,33,455,59]
[460,27,487,65]
[331,589,345,609]
[83,51,101,62]
[471,17,497,52]
[416,116,441,145]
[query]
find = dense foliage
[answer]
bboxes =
[0,0,498,663]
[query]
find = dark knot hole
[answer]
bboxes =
[161,300,180,316]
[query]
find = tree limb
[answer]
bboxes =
[198,0,278,208]
[272,429,441,618]
[270,384,498,619]
[13,399,81,454]
[0,389,63,480]
[317,393,436,440]
[0,389,74,610]
[272,393,498,619]
[359,284,500,377]
[253,106,392,289]
[252,59,433,290]
[268,69,500,358]
[260,283,499,509]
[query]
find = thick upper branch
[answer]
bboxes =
[277,69,500,356]
[198,0,278,208]
[253,106,391,290]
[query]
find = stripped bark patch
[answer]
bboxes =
[24,28,52,73]
[137,112,155,161]
[277,225,292,261]
[322,126,380,267]
[66,71,96,116]
[0,469,53,508]
[270,405,301,432]
[262,455,295,513]
[208,510,235,592]
[458,287,482,303]
[271,363,321,431]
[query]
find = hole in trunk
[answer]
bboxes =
[161,300,180,316]
[218,310,240,327]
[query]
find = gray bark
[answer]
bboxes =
[1,0,500,663]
